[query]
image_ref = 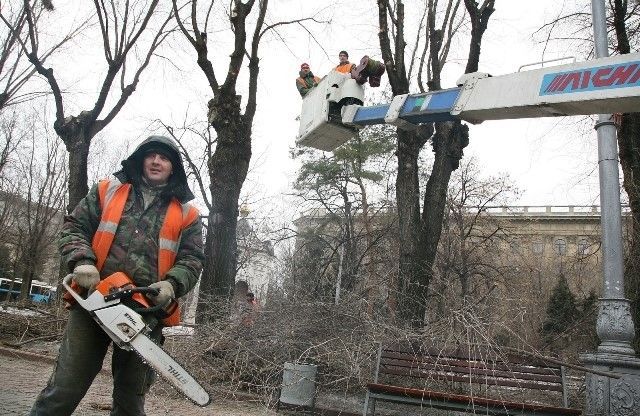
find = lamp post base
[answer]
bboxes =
[580,352,640,415]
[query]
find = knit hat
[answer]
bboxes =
[301,63,310,70]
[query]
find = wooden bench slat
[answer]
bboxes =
[380,367,562,391]
[382,344,555,367]
[380,358,563,383]
[379,367,565,392]
[380,351,561,376]
[367,383,581,415]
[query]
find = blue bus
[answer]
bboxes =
[0,278,56,303]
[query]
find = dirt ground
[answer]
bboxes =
[0,346,277,415]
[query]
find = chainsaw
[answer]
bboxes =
[62,272,211,407]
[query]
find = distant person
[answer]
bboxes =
[244,292,259,326]
[296,63,321,98]
[335,50,356,74]
[230,280,253,326]
[351,55,386,87]
[246,292,257,306]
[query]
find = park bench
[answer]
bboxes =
[362,342,582,415]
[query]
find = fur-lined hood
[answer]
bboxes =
[114,135,195,203]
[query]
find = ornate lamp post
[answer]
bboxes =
[580,1,640,414]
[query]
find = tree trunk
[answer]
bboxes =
[422,120,469,269]
[395,121,468,326]
[196,94,251,321]
[380,0,492,327]
[66,140,90,213]
[18,268,34,301]
[340,194,357,292]
[356,176,377,314]
[395,129,429,325]
[55,116,91,213]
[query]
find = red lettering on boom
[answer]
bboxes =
[545,74,565,93]
[628,66,640,84]
[592,67,614,87]
[547,74,569,93]
[580,71,591,89]
[608,64,638,85]
[559,72,582,91]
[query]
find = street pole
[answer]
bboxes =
[581,1,640,414]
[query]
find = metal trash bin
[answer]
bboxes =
[279,362,317,407]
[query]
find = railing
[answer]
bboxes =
[300,205,631,218]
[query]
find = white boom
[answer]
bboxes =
[297,53,640,152]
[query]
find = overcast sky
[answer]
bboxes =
[41,1,610,221]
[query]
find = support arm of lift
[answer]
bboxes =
[297,53,640,151]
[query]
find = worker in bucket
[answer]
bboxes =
[335,50,356,74]
[296,62,321,97]
[335,51,385,87]
[30,135,204,416]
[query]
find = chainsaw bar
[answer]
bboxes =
[130,333,211,406]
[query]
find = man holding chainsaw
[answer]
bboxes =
[30,135,204,416]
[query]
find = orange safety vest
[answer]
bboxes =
[92,179,200,326]
[335,63,354,74]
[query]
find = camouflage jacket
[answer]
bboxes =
[59,182,204,299]
[296,71,320,97]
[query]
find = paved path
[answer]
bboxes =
[0,347,276,415]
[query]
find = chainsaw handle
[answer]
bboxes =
[103,287,159,302]
[102,287,166,314]
[62,274,88,307]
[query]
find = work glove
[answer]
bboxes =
[148,280,175,307]
[73,264,100,290]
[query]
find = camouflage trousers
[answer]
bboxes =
[29,307,162,416]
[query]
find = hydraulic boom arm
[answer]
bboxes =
[297,53,640,151]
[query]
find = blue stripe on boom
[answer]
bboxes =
[402,88,461,114]
[351,88,462,127]
[353,104,390,125]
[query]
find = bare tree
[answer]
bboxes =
[13,130,66,300]
[0,1,80,112]
[0,112,66,302]
[14,0,173,212]
[377,0,495,326]
[435,159,517,304]
[172,0,267,315]
[0,111,23,177]
[0,112,24,249]
[172,0,324,319]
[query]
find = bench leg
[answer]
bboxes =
[362,391,377,416]
[362,390,370,416]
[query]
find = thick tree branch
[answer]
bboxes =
[94,14,173,135]
[246,0,268,121]
[173,0,219,92]
[95,0,113,62]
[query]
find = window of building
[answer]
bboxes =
[553,238,567,255]
[577,238,590,256]
[532,241,544,254]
